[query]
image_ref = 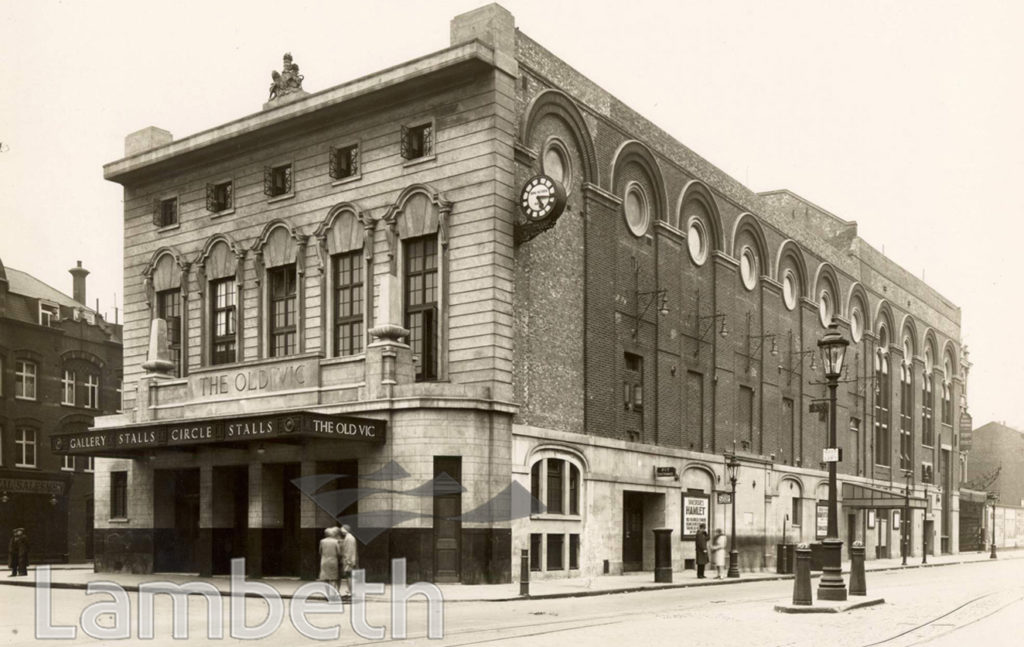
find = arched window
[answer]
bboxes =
[874,326,891,467]
[530,458,581,516]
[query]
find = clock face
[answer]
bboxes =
[520,175,566,222]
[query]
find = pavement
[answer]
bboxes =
[1,548,1018,603]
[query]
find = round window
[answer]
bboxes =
[687,218,708,265]
[623,183,649,237]
[782,270,797,310]
[543,141,571,188]
[818,290,833,326]
[850,308,863,342]
[740,247,758,290]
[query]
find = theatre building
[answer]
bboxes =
[0,258,122,563]
[64,4,968,582]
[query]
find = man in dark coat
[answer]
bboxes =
[694,523,709,579]
[8,528,28,577]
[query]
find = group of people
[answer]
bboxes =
[318,524,358,598]
[693,524,727,579]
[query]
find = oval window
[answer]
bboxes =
[543,142,570,188]
[624,183,650,237]
[850,308,863,342]
[782,270,797,310]
[740,247,757,290]
[818,290,833,327]
[687,218,708,265]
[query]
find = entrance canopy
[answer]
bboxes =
[51,410,386,458]
[842,481,927,510]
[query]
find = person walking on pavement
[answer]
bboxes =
[318,527,343,597]
[711,528,727,579]
[695,523,710,579]
[8,528,28,577]
[338,524,358,597]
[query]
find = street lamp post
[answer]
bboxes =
[901,469,912,566]
[922,486,928,565]
[989,492,998,559]
[817,323,849,601]
[725,454,740,578]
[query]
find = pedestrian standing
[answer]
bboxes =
[338,524,358,597]
[318,527,342,596]
[8,528,29,577]
[711,528,727,579]
[694,523,709,579]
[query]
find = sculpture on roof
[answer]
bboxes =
[268,52,305,102]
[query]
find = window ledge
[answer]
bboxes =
[108,518,130,524]
[210,208,236,219]
[61,402,76,408]
[331,174,362,187]
[267,192,295,205]
[403,154,436,168]
[14,464,37,470]
[530,513,582,522]
[15,396,37,402]
[157,223,180,234]
[61,467,75,472]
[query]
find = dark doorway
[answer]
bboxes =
[85,497,94,561]
[262,463,302,576]
[623,491,644,571]
[847,512,856,556]
[212,465,248,575]
[433,456,462,583]
[153,469,200,572]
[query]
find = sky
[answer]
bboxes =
[1,0,1021,428]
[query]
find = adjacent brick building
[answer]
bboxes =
[0,257,122,564]
[968,422,1024,508]
[64,4,968,582]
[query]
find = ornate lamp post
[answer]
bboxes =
[817,323,849,601]
[725,454,741,578]
[922,486,928,565]
[901,468,912,566]
[988,492,998,559]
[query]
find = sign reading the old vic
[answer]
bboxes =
[189,356,318,400]
[52,411,386,455]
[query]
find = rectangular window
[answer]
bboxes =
[39,302,59,326]
[739,386,754,442]
[782,397,795,465]
[547,534,564,571]
[922,376,934,447]
[791,497,802,526]
[110,471,128,519]
[211,278,237,365]
[401,122,433,160]
[685,371,704,450]
[921,462,934,484]
[62,455,75,471]
[156,288,181,377]
[874,358,891,466]
[15,361,37,400]
[15,428,36,467]
[85,373,100,409]
[900,371,913,471]
[546,459,564,515]
[154,197,178,228]
[329,143,359,180]
[850,417,861,474]
[530,462,541,514]
[530,533,542,571]
[569,464,580,516]
[404,236,438,381]
[333,252,364,357]
[623,353,643,412]
[206,180,233,212]
[569,534,580,570]
[264,164,293,197]
[941,382,952,425]
[84,456,95,472]
[117,377,124,414]
[268,264,297,357]
[62,370,76,405]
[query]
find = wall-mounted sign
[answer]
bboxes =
[816,503,828,538]
[717,492,733,505]
[867,509,876,529]
[822,447,842,463]
[0,477,66,496]
[188,356,319,400]
[683,494,709,537]
[655,466,678,479]
[959,412,973,451]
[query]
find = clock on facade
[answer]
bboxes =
[520,174,567,222]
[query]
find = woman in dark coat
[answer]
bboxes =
[8,528,28,577]
[694,523,709,579]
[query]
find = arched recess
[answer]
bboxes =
[775,239,808,312]
[527,444,588,518]
[315,202,374,358]
[732,212,769,292]
[678,180,725,254]
[526,443,591,473]
[682,464,717,491]
[846,283,870,345]
[193,233,246,366]
[899,315,919,363]
[381,183,453,382]
[812,262,841,327]
[251,220,309,359]
[922,329,939,373]
[141,247,189,376]
[610,140,667,234]
[874,300,895,346]
[813,480,829,501]
[776,475,804,498]
[942,340,959,378]
[520,89,598,186]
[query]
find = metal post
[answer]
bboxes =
[902,472,910,566]
[792,543,812,605]
[520,549,530,596]
[849,541,867,596]
[990,498,998,559]
[817,377,847,600]
[728,473,740,578]
[922,489,928,565]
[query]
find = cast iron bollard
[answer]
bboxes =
[520,549,530,597]
[654,528,673,583]
[849,541,866,596]
[792,543,812,606]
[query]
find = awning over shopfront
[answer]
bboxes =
[50,410,386,457]
[842,481,927,510]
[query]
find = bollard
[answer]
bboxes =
[849,541,866,596]
[653,528,673,583]
[520,549,530,597]
[792,543,812,606]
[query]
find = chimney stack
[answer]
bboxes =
[69,260,89,304]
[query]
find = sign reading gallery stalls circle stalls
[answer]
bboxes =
[51,411,386,455]
[188,356,319,400]
[682,494,710,538]
[959,411,973,451]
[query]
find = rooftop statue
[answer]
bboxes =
[268,52,305,102]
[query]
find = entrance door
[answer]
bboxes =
[154,469,200,572]
[433,457,462,583]
[212,465,248,575]
[876,513,888,558]
[85,497,94,560]
[623,491,644,571]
